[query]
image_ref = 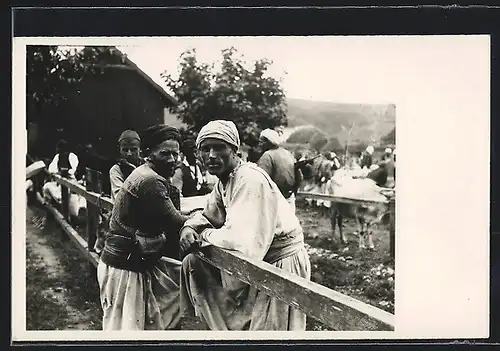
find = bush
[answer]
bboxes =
[309,131,329,152]
[286,126,319,144]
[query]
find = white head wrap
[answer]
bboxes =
[385,147,392,154]
[366,146,374,154]
[260,129,281,146]
[196,120,240,150]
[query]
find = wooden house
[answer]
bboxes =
[28,46,181,194]
[62,47,179,161]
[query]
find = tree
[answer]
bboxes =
[161,47,288,146]
[381,127,395,145]
[26,46,121,123]
[287,126,318,144]
[309,131,329,152]
[26,45,127,155]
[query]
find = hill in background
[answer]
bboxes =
[163,97,396,148]
[285,98,396,147]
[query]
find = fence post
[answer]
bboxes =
[389,197,395,259]
[60,169,70,222]
[85,168,99,253]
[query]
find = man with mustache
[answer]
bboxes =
[178,120,311,331]
[97,124,189,330]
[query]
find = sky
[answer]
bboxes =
[57,36,486,106]
[115,36,400,104]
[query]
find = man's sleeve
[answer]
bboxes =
[198,172,278,260]
[183,183,226,232]
[109,166,124,200]
[138,177,188,232]
[257,152,273,178]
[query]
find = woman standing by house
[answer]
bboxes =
[97,124,190,331]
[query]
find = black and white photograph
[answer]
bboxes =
[13,35,490,341]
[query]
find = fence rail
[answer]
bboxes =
[35,171,395,331]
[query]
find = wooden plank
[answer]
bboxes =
[180,195,209,212]
[53,174,113,211]
[85,168,100,253]
[60,181,70,220]
[195,246,395,331]
[81,63,137,71]
[389,197,396,258]
[36,193,99,268]
[297,191,389,206]
[53,175,208,214]
[26,161,46,179]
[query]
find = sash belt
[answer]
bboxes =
[100,231,164,273]
[264,229,305,264]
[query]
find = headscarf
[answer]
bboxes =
[196,120,240,150]
[384,147,392,154]
[141,124,181,152]
[118,130,141,144]
[260,129,281,147]
[366,146,374,155]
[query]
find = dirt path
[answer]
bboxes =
[26,206,101,330]
[26,204,206,331]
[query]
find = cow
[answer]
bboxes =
[297,156,395,250]
[326,162,395,249]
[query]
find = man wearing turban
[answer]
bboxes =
[97,124,190,331]
[178,120,311,331]
[360,145,374,169]
[257,128,301,213]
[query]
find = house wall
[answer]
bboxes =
[64,68,173,161]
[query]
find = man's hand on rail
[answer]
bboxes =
[179,226,201,258]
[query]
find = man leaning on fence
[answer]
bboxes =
[97,124,190,331]
[178,120,311,331]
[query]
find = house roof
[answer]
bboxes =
[111,47,178,106]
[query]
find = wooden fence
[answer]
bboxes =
[34,169,395,332]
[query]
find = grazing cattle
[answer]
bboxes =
[297,155,395,250]
[326,168,394,249]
